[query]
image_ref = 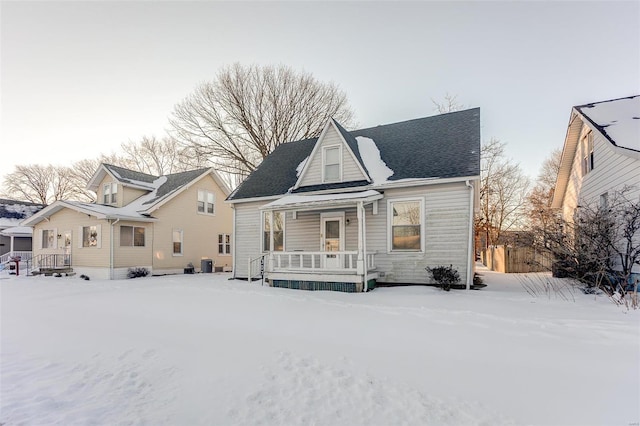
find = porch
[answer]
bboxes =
[251,190,383,292]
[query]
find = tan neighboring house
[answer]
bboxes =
[22,164,233,279]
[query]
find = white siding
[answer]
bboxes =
[233,181,473,284]
[561,122,640,273]
[562,124,640,222]
[366,183,471,284]
[233,200,266,278]
[298,125,367,187]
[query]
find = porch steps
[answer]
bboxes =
[32,267,74,277]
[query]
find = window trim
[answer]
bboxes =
[119,225,146,247]
[581,131,594,176]
[322,144,342,183]
[387,197,425,253]
[218,233,231,256]
[103,182,118,205]
[172,229,183,256]
[197,189,216,215]
[81,225,100,248]
[261,210,285,252]
[41,228,56,249]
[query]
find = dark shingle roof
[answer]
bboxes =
[142,168,210,205]
[0,199,46,219]
[104,164,158,185]
[228,108,480,200]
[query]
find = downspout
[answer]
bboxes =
[231,204,236,279]
[465,180,474,290]
[110,218,120,280]
[362,202,368,292]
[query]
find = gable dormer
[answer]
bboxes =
[87,164,155,207]
[294,119,370,190]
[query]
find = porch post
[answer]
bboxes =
[10,235,15,254]
[356,201,364,276]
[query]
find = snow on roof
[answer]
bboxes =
[356,136,394,185]
[262,189,382,210]
[296,156,309,178]
[0,200,45,229]
[577,95,640,151]
[70,175,169,219]
[0,226,33,236]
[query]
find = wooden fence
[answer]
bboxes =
[482,246,553,273]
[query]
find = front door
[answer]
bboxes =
[62,230,72,265]
[321,215,344,269]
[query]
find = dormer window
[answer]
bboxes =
[323,145,341,182]
[103,182,118,204]
[581,131,594,176]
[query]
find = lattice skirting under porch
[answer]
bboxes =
[272,279,377,292]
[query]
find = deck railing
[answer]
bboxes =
[270,251,376,272]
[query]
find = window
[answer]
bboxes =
[120,226,145,247]
[323,145,341,182]
[173,229,183,255]
[262,211,284,252]
[82,226,98,247]
[581,132,594,176]
[197,190,215,214]
[600,192,608,210]
[218,233,231,255]
[103,182,118,204]
[42,229,55,249]
[389,199,423,251]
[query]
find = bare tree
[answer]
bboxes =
[527,149,562,248]
[547,187,640,308]
[431,93,466,114]
[1,164,74,204]
[170,63,355,178]
[119,135,207,176]
[477,138,531,248]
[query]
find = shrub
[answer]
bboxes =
[127,267,149,279]
[426,265,460,291]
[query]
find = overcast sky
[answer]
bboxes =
[1,1,639,183]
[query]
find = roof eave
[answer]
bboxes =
[551,110,583,209]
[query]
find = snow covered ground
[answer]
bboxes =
[1,265,638,425]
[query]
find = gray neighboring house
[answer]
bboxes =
[227,108,481,292]
[0,199,46,262]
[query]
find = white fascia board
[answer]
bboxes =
[292,120,332,190]
[86,165,110,191]
[261,190,383,211]
[552,111,583,208]
[328,119,371,182]
[225,194,282,204]
[373,175,480,190]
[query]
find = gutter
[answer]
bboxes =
[465,180,474,290]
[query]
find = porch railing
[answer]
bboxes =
[248,254,268,282]
[269,251,377,272]
[32,254,72,270]
[0,251,33,265]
